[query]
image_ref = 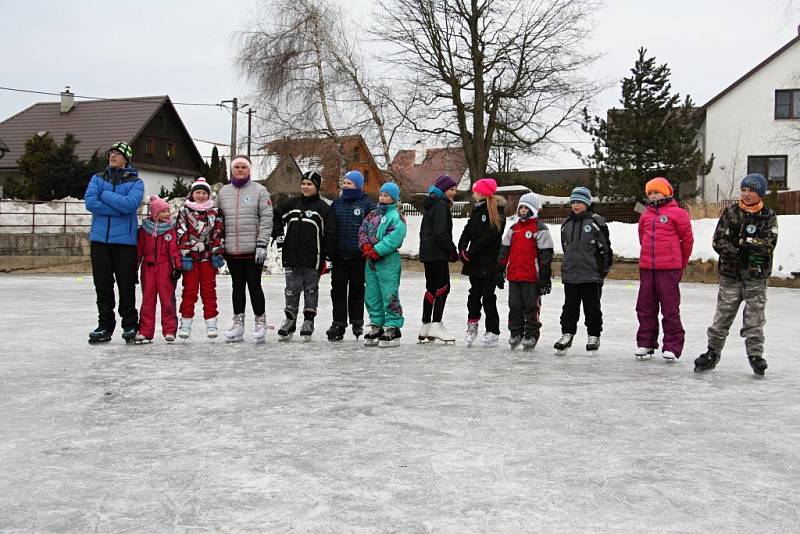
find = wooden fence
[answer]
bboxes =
[539,202,641,224]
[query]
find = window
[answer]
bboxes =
[145,138,154,156]
[775,89,800,119]
[166,143,176,160]
[747,155,787,185]
[363,169,370,184]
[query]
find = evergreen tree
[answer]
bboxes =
[158,185,170,199]
[219,156,228,183]
[168,177,190,199]
[578,48,713,200]
[13,133,93,200]
[207,146,222,184]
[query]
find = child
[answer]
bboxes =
[135,195,182,343]
[272,171,335,341]
[326,170,375,341]
[695,173,778,376]
[458,178,506,347]
[358,182,407,348]
[176,177,225,339]
[418,174,459,344]
[554,186,613,354]
[498,192,554,349]
[635,177,694,360]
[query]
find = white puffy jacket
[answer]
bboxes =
[217,180,273,256]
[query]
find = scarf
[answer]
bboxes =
[231,175,251,188]
[341,188,364,201]
[645,197,672,208]
[739,199,764,214]
[428,186,444,198]
[142,218,175,236]
[185,198,215,211]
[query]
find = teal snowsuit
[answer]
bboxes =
[358,203,407,328]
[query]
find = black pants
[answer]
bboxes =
[422,261,450,323]
[508,281,541,338]
[467,276,499,334]
[561,282,603,336]
[90,241,138,332]
[330,257,366,325]
[227,257,265,315]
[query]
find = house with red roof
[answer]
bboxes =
[390,142,470,196]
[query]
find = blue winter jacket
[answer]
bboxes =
[85,165,144,246]
[331,190,375,260]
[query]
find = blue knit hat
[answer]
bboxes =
[741,173,767,197]
[343,170,364,190]
[380,182,400,202]
[570,186,592,207]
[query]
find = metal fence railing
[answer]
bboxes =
[0,199,149,234]
[401,201,470,218]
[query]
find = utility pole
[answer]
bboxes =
[221,98,238,158]
[247,108,256,158]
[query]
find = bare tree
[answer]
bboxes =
[375,0,601,182]
[719,127,747,201]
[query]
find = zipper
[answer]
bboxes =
[105,175,117,243]
[235,187,241,254]
[651,205,658,270]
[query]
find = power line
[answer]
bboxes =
[0,85,226,108]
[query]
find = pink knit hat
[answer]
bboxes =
[148,195,170,219]
[472,178,497,197]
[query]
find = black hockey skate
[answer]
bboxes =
[88,327,112,344]
[326,322,346,342]
[363,325,383,347]
[521,335,538,351]
[277,312,296,342]
[694,348,720,372]
[748,355,768,377]
[508,335,522,349]
[352,322,364,340]
[299,319,315,342]
[121,327,137,344]
[553,333,573,355]
[378,326,402,348]
[586,335,600,354]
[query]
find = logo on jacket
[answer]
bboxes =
[354,208,362,216]
[380,216,387,223]
[304,210,314,218]
[243,196,251,203]
[164,234,172,241]
[524,231,533,239]
[481,214,487,222]
[659,215,669,223]
[583,224,592,233]
[746,224,757,234]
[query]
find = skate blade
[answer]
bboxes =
[554,349,568,356]
[417,338,431,344]
[635,354,653,360]
[224,336,244,343]
[378,341,400,348]
[178,333,190,339]
[364,340,379,347]
[586,350,598,356]
[88,338,111,345]
[207,333,218,339]
[300,335,312,342]
[277,335,292,342]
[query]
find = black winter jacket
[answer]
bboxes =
[419,194,456,262]
[560,210,613,284]
[458,199,506,278]
[272,193,335,270]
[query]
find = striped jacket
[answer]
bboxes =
[272,193,336,270]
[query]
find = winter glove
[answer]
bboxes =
[254,241,268,265]
[361,243,380,261]
[537,279,552,295]
[320,260,332,276]
[273,235,285,250]
[211,254,225,269]
[459,249,471,263]
[170,269,182,282]
[181,256,194,272]
[495,267,506,290]
[448,247,459,263]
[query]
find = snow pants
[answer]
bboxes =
[331,257,366,326]
[179,260,218,320]
[706,276,768,357]
[139,261,177,339]
[90,242,138,332]
[636,268,684,356]
[508,281,541,338]
[467,276,500,335]
[364,253,404,329]
[227,257,265,316]
[422,261,450,324]
[285,266,320,320]
[561,282,603,336]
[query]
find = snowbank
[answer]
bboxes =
[399,215,800,278]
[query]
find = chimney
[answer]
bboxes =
[60,86,74,114]
[414,139,426,165]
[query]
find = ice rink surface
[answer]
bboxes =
[1,273,798,533]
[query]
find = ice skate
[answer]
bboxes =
[553,333,573,355]
[299,319,315,342]
[178,318,193,339]
[326,322,346,342]
[662,350,677,362]
[134,333,152,344]
[427,322,455,344]
[522,335,538,351]
[121,327,137,344]
[635,347,654,360]
[694,348,720,372]
[508,335,522,349]
[205,317,218,338]
[748,355,768,376]
[378,326,402,348]
[417,323,431,344]
[363,325,383,347]
[224,313,245,343]
[165,334,176,343]
[277,312,296,342]
[481,332,499,348]
[352,322,364,340]
[464,321,479,347]
[586,335,600,354]
[253,314,267,344]
[88,327,112,345]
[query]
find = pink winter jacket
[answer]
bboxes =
[638,199,694,270]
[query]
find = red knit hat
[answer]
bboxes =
[645,177,673,197]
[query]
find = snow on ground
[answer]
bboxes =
[400,215,800,277]
[1,273,799,532]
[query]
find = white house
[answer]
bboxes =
[699,30,800,201]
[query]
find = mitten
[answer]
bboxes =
[181,256,193,272]
[495,267,506,290]
[538,279,552,295]
[211,254,225,269]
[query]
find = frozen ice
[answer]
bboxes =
[0,273,798,532]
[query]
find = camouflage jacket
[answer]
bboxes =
[712,204,778,280]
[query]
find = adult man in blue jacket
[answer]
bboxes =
[84,142,144,343]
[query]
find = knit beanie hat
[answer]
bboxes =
[343,170,364,190]
[740,173,767,197]
[380,182,401,202]
[148,195,170,219]
[302,170,322,191]
[472,178,497,197]
[230,155,252,172]
[645,177,673,197]
[190,177,211,195]
[570,186,592,207]
[109,141,133,162]
[434,174,457,192]
[517,192,541,218]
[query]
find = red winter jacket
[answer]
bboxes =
[499,217,555,283]
[137,221,182,270]
[638,199,694,270]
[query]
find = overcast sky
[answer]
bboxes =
[1,0,797,170]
